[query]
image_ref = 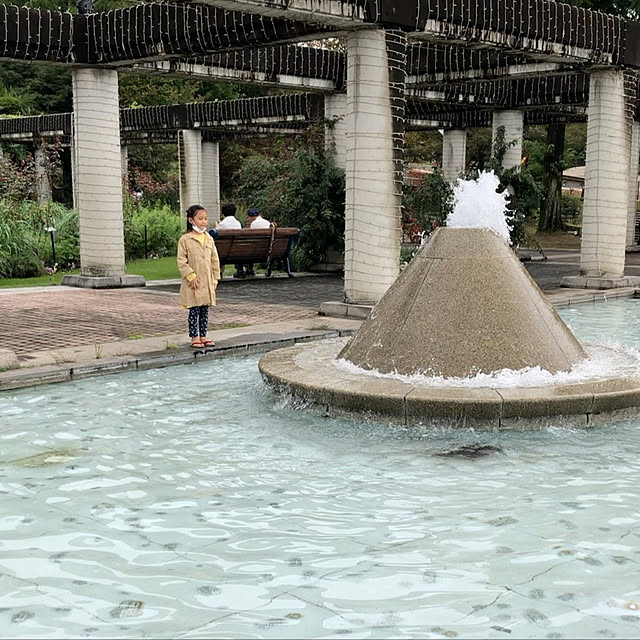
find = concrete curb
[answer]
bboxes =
[0,329,357,392]
[259,339,640,430]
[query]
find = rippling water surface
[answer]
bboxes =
[1,300,640,638]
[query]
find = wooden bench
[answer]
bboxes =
[210,226,299,277]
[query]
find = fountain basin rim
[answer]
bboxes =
[259,341,640,429]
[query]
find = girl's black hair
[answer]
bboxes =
[186,204,206,231]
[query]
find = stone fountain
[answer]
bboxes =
[259,174,640,428]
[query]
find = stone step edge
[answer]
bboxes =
[0,329,357,392]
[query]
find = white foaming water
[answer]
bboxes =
[446,170,512,243]
[335,341,640,388]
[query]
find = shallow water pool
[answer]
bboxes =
[1,300,640,639]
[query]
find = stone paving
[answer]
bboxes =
[0,276,344,361]
[1,249,640,365]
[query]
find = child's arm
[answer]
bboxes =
[211,242,221,285]
[177,237,199,288]
[177,237,194,279]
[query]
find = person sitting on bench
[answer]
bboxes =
[239,207,271,277]
[215,203,247,279]
[248,207,271,230]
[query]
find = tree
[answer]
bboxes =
[466,128,493,172]
[538,123,566,231]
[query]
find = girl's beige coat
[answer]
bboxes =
[177,232,221,308]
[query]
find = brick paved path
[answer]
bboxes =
[0,276,344,360]
[3,250,640,361]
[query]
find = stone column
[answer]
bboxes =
[562,70,640,288]
[344,29,407,304]
[178,129,203,216]
[442,129,466,182]
[492,110,523,171]
[34,144,52,204]
[324,93,348,170]
[201,140,220,222]
[63,69,143,288]
[627,120,640,248]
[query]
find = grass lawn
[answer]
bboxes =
[126,256,180,280]
[523,220,582,251]
[0,257,256,288]
[0,256,180,289]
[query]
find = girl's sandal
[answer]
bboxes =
[191,341,204,348]
[201,339,215,347]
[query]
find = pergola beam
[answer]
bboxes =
[82,4,334,65]
[133,44,345,92]
[411,0,629,67]
[0,93,324,143]
[179,0,368,28]
[0,1,636,71]
[408,73,589,109]
[407,104,587,129]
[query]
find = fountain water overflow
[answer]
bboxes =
[260,172,640,428]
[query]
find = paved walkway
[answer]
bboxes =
[0,275,344,361]
[0,249,639,384]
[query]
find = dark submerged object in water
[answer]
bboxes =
[436,444,504,458]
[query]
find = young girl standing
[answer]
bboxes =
[177,205,221,348]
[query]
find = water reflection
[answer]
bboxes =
[0,300,639,638]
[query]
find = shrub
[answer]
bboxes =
[130,166,179,210]
[561,194,583,221]
[235,150,345,270]
[0,215,41,277]
[0,200,78,277]
[124,200,183,260]
[402,171,453,241]
[485,127,541,247]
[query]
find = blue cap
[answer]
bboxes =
[248,207,260,216]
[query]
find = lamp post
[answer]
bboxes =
[45,226,56,267]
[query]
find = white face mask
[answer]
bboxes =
[192,224,206,234]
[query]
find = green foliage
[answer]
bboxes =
[0,83,35,115]
[0,200,77,277]
[234,150,345,270]
[0,193,182,278]
[402,171,453,239]
[561,194,583,221]
[123,199,183,260]
[484,126,541,246]
[0,62,71,114]
[119,72,243,110]
[466,128,493,172]
[45,205,79,267]
[405,131,442,165]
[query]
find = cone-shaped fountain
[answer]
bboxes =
[260,173,640,428]
[339,226,586,378]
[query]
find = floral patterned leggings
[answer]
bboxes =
[188,305,209,338]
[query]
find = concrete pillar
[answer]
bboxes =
[34,144,52,204]
[201,141,220,222]
[121,144,128,189]
[627,120,640,247]
[580,70,630,278]
[178,129,203,216]
[442,129,467,182]
[562,70,640,288]
[492,110,523,171]
[62,69,143,287]
[344,29,407,304]
[324,93,348,170]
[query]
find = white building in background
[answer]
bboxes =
[563,165,640,200]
